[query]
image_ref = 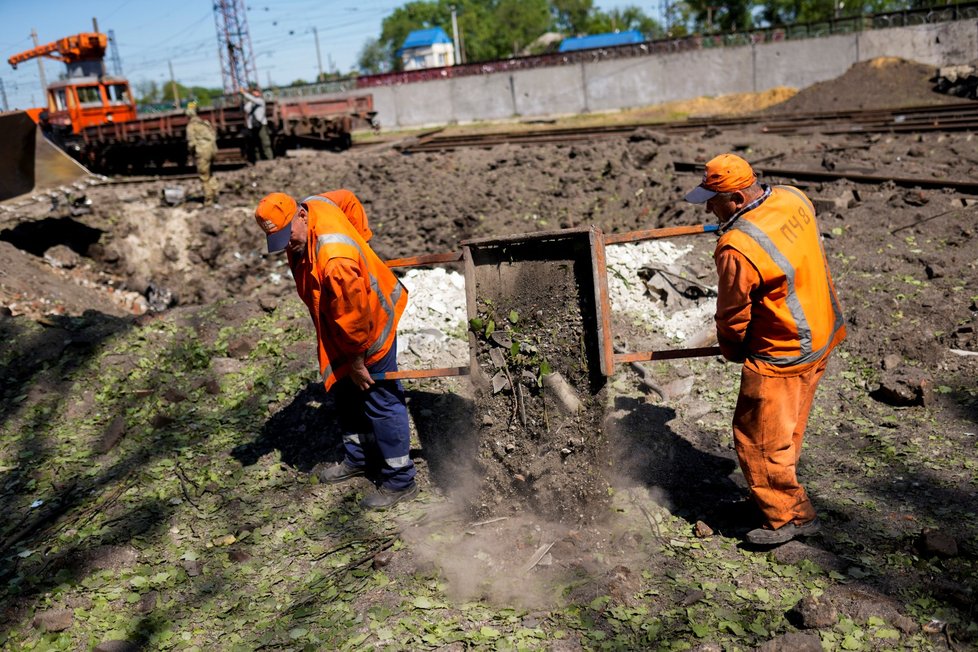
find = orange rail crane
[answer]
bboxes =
[7,31,137,134]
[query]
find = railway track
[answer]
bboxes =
[399,100,978,153]
[673,161,978,194]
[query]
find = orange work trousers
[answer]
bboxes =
[732,358,828,529]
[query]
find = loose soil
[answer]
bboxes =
[1,57,976,649]
[467,240,609,521]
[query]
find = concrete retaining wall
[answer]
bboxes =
[358,19,978,130]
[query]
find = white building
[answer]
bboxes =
[398,27,455,71]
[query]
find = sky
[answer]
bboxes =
[0,0,647,111]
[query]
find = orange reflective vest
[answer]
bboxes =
[321,189,373,242]
[714,185,846,376]
[289,194,407,390]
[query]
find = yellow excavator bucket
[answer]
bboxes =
[0,111,92,202]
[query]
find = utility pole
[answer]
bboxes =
[0,79,8,112]
[312,27,324,82]
[458,21,466,64]
[706,6,719,33]
[168,60,180,109]
[30,29,47,97]
[450,5,461,66]
[93,18,107,76]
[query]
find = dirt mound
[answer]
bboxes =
[671,87,798,118]
[765,56,960,113]
[466,235,610,522]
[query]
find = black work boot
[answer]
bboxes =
[360,482,419,510]
[313,461,365,484]
[746,518,821,545]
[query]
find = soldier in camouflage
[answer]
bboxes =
[186,101,220,207]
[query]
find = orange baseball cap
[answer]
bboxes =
[684,153,757,203]
[254,193,298,253]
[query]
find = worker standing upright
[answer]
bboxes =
[252,190,418,509]
[684,153,846,545]
[185,102,219,207]
[240,86,273,163]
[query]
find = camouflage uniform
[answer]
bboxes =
[187,113,220,205]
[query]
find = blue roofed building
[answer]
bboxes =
[397,27,456,71]
[558,30,646,53]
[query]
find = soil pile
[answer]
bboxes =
[466,234,610,521]
[766,56,962,113]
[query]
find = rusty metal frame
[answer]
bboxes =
[383,223,721,381]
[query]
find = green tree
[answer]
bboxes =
[358,37,392,74]
[551,0,597,34]
[188,86,222,106]
[758,0,907,25]
[682,0,754,32]
[133,79,160,104]
[491,0,552,56]
[160,81,192,105]
[451,1,496,63]
[587,6,662,38]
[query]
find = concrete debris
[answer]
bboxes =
[542,371,581,414]
[606,241,716,341]
[949,348,978,357]
[489,348,506,368]
[771,540,847,574]
[146,283,174,312]
[934,63,978,99]
[788,595,839,629]
[693,520,713,538]
[662,376,695,400]
[882,353,902,370]
[162,187,186,206]
[870,369,934,407]
[811,188,859,213]
[917,528,959,557]
[43,244,82,269]
[491,371,510,394]
[32,608,73,633]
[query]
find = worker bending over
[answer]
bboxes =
[685,153,846,545]
[253,190,417,509]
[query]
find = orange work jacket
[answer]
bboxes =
[288,194,407,390]
[314,189,373,242]
[714,185,846,376]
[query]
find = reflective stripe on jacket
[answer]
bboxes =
[715,185,846,376]
[289,196,407,390]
